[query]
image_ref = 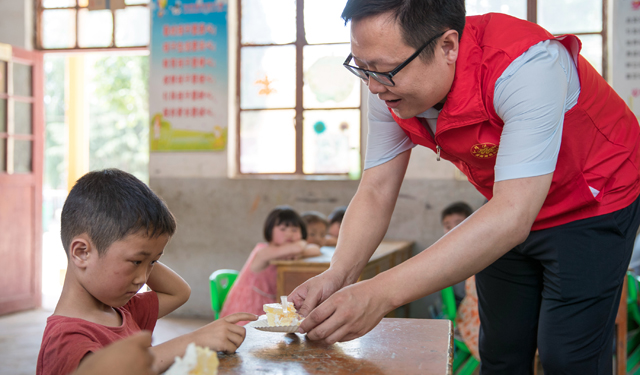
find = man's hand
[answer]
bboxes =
[298,279,390,344]
[289,268,348,317]
[74,331,156,375]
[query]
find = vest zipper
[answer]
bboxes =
[436,145,441,161]
[420,118,441,161]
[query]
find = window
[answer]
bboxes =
[235,0,362,177]
[37,0,151,50]
[466,0,607,76]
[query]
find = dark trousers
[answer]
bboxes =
[476,196,640,375]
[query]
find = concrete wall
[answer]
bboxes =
[0,0,34,50]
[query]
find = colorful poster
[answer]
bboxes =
[149,0,228,151]
[612,0,640,117]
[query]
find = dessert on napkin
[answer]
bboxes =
[263,296,303,327]
[164,342,219,375]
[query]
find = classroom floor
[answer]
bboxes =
[0,307,212,375]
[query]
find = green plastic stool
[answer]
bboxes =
[626,271,640,374]
[209,269,239,320]
[441,286,480,375]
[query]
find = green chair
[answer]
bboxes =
[209,269,239,320]
[441,286,480,375]
[626,271,640,374]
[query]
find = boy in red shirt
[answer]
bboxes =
[37,169,256,375]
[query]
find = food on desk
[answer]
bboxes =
[263,296,303,327]
[164,342,219,375]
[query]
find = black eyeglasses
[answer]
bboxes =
[343,30,447,87]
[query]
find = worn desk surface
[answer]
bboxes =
[218,318,453,375]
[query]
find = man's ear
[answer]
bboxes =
[69,234,94,269]
[441,29,459,65]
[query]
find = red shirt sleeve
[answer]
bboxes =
[123,291,159,332]
[37,326,102,375]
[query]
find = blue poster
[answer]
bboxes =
[149,0,228,151]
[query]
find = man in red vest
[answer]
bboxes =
[289,0,640,374]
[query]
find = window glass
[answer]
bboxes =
[241,46,296,109]
[14,102,33,135]
[78,9,114,47]
[303,109,360,174]
[13,63,32,97]
[241,0,296,45]
[465,0,526,18]
[0,61,6,94]
[0,99,5,133]
[14,140,32,173]
[578,34,603,74]
[115,6,150,47]
[304,0,350,44]
[537,0,602,34]
[42,9,76,49]
[303,44,360,109]
[125,0,149,4]
[42,0,76,7]
[78,0,88,6]
[240,109,296,173]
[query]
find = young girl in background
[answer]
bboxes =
[220,206,321,322]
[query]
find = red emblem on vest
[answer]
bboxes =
[471,143,498,159]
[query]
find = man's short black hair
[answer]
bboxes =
[61,169,176,256]
[301,211,329,227]
[441,201,473,222]
[328,206,347,225]
[263,206,307,242]
[341,0,466,62]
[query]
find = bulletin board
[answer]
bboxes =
[612,0,640,117]
[149,0,228,151]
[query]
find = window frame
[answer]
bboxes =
[36,0,150,51]
[234,0,363,178]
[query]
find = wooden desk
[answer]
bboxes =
[218,318,453,375]
[272,241,414,317]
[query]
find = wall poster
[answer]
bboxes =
[612,0,640,117]
[150,0,228,151]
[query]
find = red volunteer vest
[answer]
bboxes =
[391,13,640,230]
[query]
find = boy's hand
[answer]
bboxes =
[193,313,257,353]
[74,331,157,375]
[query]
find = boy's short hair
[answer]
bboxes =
[441,202,473,222]
[301,211,329,228]
[61,169,177,256]
[263,206,307,242]
[328,206,347,225]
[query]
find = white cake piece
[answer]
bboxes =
[164,342,219,375]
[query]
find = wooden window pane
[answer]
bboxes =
[115,6,150,47]
[0,138,4,172]
[465,0,526,18]
[15,102,33,135]
[241,0,296,45]
[303,109,360,174]
[125,0,149,4]
[0,99,5,133]
[538,0,602,34]
[303,44,360,109]
[14,140,32,173]
[241,46,296,109]
[579,34,603,74]
[240,109,296,173]
[78,9,114,47]
[13,63,32,97]
[304,0,350,44]
[42,9,77,49]
[42,0,76,8]
[0,61,6,94]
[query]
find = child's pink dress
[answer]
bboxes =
[220,243,276,324]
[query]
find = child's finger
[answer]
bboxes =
[223,312,258,324]
[228,324,247,338]
[227,331,246,348]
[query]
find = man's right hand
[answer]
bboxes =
[288,268,348,317]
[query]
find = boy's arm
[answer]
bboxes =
[149,313,256,372]
[301,243,321,258]
[146,262,191,319]
[250,241,307,273]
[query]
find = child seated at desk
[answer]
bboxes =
[324,205,347,247]
[301,211,329,247]
[221,206,321,322]
[37,169,256,375]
